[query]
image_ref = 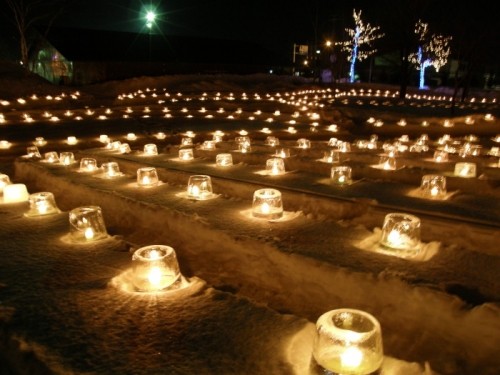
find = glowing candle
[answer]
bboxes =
[341,347,363,369]
[379,156,396,170]
[3,183,29,203]
[26,146,41,158]
[84,227,94,240]
[276,148,290,158]
[126,133,137,141]
[25,192,60,217]
[187,175,213,200]
[380,213,421,254]
[143,143,158,156]
[323,150,340,164]
[34,137,47,147]
[212,134,223,143]
[297,138,311,149]
[216,153,233,167]
[119,143,131,154]
[252,188,283,219]
[99,134,110,143]
[202,140,216,150]
[420,175,447,198]
[312,309,384,375]
[454,162,476,178]
[69,206,108,242]
[266,158,285,175]
[433,150,449,163]
[44,151,59,163]
[179,148,194,161]
[0,140,11,149]
[137,167,159,187]
[338,142,351,153]
[265,136,279,147]
[79,158,98,172]
[156,132,167,140]
[239,141,251,153]
[60,152,75,165]
[181,137,193,146]
[331,166,352,185]
[101,162,121,178]
[132,245,181,292]
[67,136,77,145]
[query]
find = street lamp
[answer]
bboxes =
[144,9,157,69]
[145,10,156,29]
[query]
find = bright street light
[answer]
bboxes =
[145,10,156,29]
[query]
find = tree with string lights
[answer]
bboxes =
[409,20,452,89]
[339,9,384,83]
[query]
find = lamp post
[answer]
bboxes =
[145,10,156,68]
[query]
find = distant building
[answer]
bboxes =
[29,27,285,85]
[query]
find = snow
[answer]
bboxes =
[0,68,499,374]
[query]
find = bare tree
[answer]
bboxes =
[409,20,452,89]
[339,9,384,83]
[4,0,68,71]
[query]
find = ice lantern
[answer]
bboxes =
[79,158,98,172]
[3,183,29,203]
[132,245,181,292]
[187,175,213,200]
[137,167,159,187]
[26,146,41,158]
[420,175,447,198]
[312,309,384,375]
[331,166,352,185]
[25,192,60,217]
[216,153,233,167]
[143,143,158,156]
[101,162,121,178]
[252,188,283,220]
[44,151,60,163]
[69,206,108,242]
[266,158,286,175]
[60,151,75,166]
[379,213,421,254]
[323,150,340,163]
[454,162,476,178]
[179,148,194,161]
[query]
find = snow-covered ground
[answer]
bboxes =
[0,69,499,374]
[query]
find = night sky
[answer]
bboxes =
[52,0,499,63]
[55,0,370,58]
[0,0,498,67]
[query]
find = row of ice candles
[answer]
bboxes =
[7,128,499,158]
[0,180,412,375]
[4,86,494,108]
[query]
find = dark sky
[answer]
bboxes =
[56,0,365,56]
[1,0,497,65]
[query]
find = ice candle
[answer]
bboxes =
[252,188,283,219]
[132,245,181,292]
[331,166,352,185]
[380,213,421,254]
[187,175,213,200]
[69,206,108,242]
[137,167,159,187]
[312,308,384,375]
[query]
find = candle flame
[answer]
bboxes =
[261,202,270,214]
[84,227,94,240]
[341,347,363,369]
[148,266,162,286]
[387,229,402,246]
[190,185,200,197]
